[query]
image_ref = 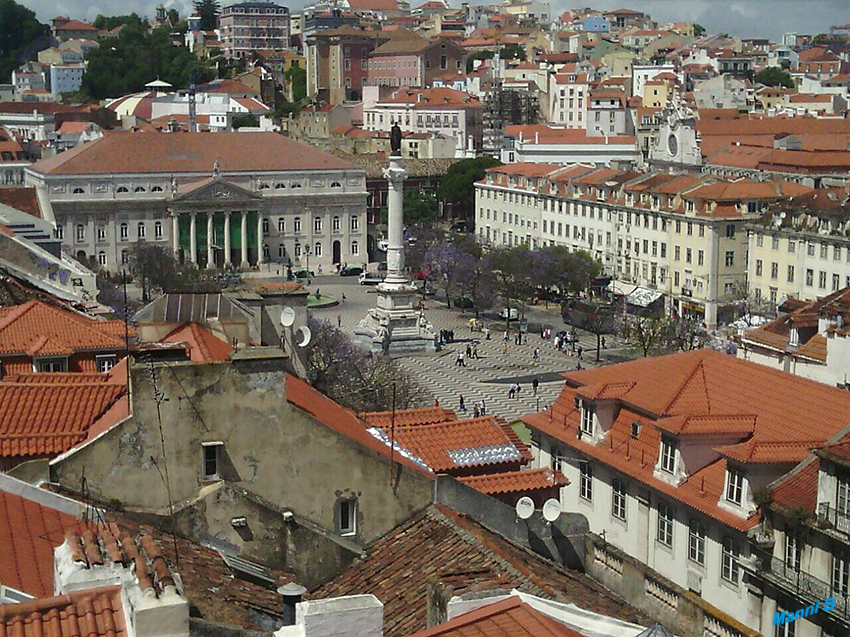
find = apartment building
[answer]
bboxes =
[475,163,811,326]
[549,67,589,128]
[587,90,630,137]
[305,27,385,104]
[747,188,850,310]
[218,1,290,59]
[520,349,850,634]
[365,36,466,89]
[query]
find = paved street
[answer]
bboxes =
[302,274,634,421]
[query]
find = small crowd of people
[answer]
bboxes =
[456,395,487,417]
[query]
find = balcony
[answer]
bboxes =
[748,547,850,624]
[818,502,850,537]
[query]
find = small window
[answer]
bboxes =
[350,215,359,231]
[721,537,740,583]
[689,519,706,564]
[275,182,286,189]
[76,224,85,242]
[151,186,163,192]
[631,422,641,439]
[262,218,270,235]
[72,187,85,194]
[134,186,146,193]
[657,501,674,547]
[117,186,129,193]
[278,218,286,233]
[120,223,129,240]
[580,402,593,436]
[351,240,359,256]
[612,478,627,521]
[579,461,592,501]
[97,251,107,266]
[154,221,163,239]
[138,222,146,239]
[37,358,68,372]
[202,442,223,480]
[330,181,341,188]
[338,498,357,536]
[96,355,118,373]
[660,438,676,474]
[726,468,744,505]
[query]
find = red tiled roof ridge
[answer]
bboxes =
[459,467,569,495]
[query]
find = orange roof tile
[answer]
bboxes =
[459,467,568,495]
[0,382,125,458]
[361,406,457,428]
[0,301,128,357]
[409,596,582,636]
[162,322,232,363]
[771,458,819,514]
[0,489,89,597]
[0,586,127,637]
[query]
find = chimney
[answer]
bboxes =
[275,595,383,637]
[279,582,308,626]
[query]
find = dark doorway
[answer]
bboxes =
[332,240,341,264]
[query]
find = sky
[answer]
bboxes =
[21,0,848,42]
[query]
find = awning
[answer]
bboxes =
[627,286,663,307]
[607,281,638,296]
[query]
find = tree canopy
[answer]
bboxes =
[193,0,221,31]
[436,156,502,219]
[286,65,307,102]
[0,0,49,82]
[754,66,795,89]
[80,22,214,99]
[93,13,145,31]
[693,23,706,36]
[231,114,259,129]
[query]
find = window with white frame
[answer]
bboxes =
[138,222,146,238]
[725,467,744,505]
[98,251,107,266]
[550,446,563,472]
[774,608,795,637]
[278,218,285,233]
[838,477,850,515]
[314,217,322,233]
[351,215,359,231]
[351,240,359,255]
[97,226,106,242]
[120,223,128,240]
[612,478,627,521]
[294,217,301,233]
[657,501,674,547]
[154,221,162,239]
[314,242,322,257]
[96,355,118,373]
[36,357,68,372]
[332,216,340,232]
[579,461,592,501]
[688,519,705,564]
[833,553,849,597]
[202,442,223,480]
[262,218,270,235]
[338,497,357,536]
[660,438,676,474]
[785,534,801,571]
[721,536,740,583]
[580,402,594,436]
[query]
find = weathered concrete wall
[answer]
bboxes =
[434,475,588,570]
[51,355,434,552]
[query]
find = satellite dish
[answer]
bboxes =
[542,498,561,523]
[280,306,296,327]
[515,496,534,520]
[295,325,312,348]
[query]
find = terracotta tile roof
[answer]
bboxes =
[30,132,356,176]
[0,489,88,597]
[1,372,110,384]
[0,301,128,357]
[285,374,432,476]
[361,406,457,428]
[55,19,97,31]
[408,596,582,637]
[795,333,827,362]
[771,458,820,514]
[459,467,568,495]
[0,188,41,218]
[161,322,232,363]
[313,506,650,637]
[375,416,532,473]
[0,586,127,637]
[521,350,850,530]
[0,382,125,458]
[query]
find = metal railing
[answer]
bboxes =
[750,547,850,620]
[818,502,850,536]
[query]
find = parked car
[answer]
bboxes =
[499,308,519,320]
[340,265,364,276]
[359,272,383,285]
[293,268,314,279]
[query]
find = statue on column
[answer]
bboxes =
[390,122,402,156]
[213,160,220,179]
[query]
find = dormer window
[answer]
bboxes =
[580,402,594,436]
[631,422,641,439]
[660,437,676,474]
[837,477,850,515]
[725,467,744,505]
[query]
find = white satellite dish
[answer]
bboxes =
[295,325,312,348]
[542,498,561,523]
[515,496,534,520]
[280,306,296,327]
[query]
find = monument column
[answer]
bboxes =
[257,213,264,266]
[240,211,249,268]
[384,157,407,286]
[189,212,198,265]
[207,213,214,268]
[171,213,180,255]
[224,212,232,266]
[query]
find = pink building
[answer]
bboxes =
[365,35,466,88]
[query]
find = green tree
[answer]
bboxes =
[693,23,706,36]
[93,14,145,31]
[0,0,49,82]
[466,50,494,73]
[167,8,180,26]
[231,113,259,129]
[80,22,214,99]
[486,245,535,329]
[436,156,502,219]
[754,66,795,88]
[285,65,307,102]
[618,313,672,357]
[193,0,220,31]
[500,44,525,61]
[404,191,439,225]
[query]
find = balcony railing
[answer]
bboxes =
[818,502,850,536]
[749,547,850,622]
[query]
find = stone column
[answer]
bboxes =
[240,211,249,268]
[224,212,232,266]
[189,212,197,265]
[383,154,408,285]
[171,213,180,255]
[256,213,264,266]
[207,213,214,268]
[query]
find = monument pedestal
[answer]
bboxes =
[353,153,435,354]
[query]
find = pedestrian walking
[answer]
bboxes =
[508,383,517,399]
[577,346,583,360]
[459,394,466,412]
[502,342,508,355]
[337,314,342,327]
[503,331,509,342]
[466,344,472,358]
[516,383,522,396]
[533,377,539,395]
[472,344,479,359]
[480,400,486,416]
[435,398,440,407]
[602,337,607,349]
[341,293,346,303]
[533,347,540,361]
[576,361,583,371]
[456,352,466,367]
[485,327,491,340]
[554,335,561,350]
[473,403,480,418]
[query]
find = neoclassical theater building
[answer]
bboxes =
[25,131,368,271]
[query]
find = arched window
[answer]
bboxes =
[314,217,322,233]
[134,186,146,193]
[263,244,270,259]
[291,182,302,189]
[154,221,162,239]
[294,243,302,257]
[262,218,269,235]
[97,251,107,267]
[119,223,128,240]
[278,218,285,233]
[332,216,340,232]
[137,222,146,238]
[330,181,341,188]
[151,186,163,192]
[72,187,84,194]
[121,249,129,264]
[75,224,85,242]
[275,183,286,189]
[259,183,270,190]
[350,215,359,231]
[117,186,129,193]
[293,217,301,233]
[314,242,322,257]
[351,240,359,256]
